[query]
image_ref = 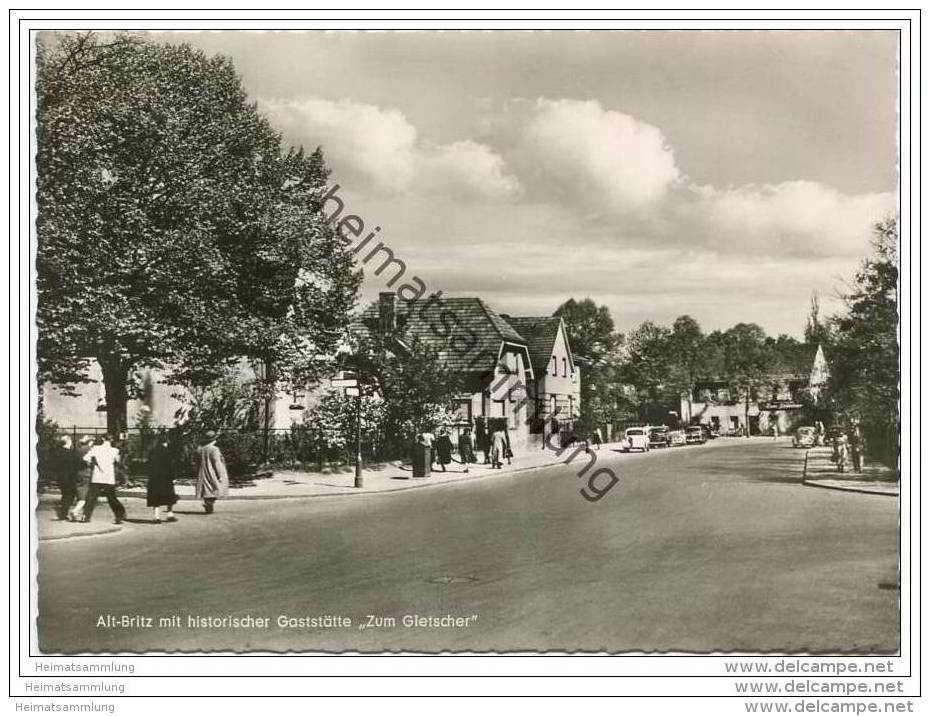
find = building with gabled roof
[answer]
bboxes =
[681,342,830,436]
[505,316,581,448]
[355,293,538,450]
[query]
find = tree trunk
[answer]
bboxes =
[100,357,129,437]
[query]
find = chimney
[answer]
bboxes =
[378,292,396,334]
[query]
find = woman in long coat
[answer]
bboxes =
[147,431,178,523]
[489,424,507,469]
[458,428,476,469]
[434,429,454,472]
[195,431,229,514]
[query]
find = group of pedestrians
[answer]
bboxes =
[414,419,513,473]
[45,429,230,525]
[830,422,867,474]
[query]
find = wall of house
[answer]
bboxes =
[41,359,303,433]
[486,347,533,452]
[533,325,581,445]
[41,363,190,431]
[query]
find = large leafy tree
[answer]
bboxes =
[37,33,359,433]
[722,322,773,434]
[667,315,705,419]
[553,297,619,363]
[552,298,623,432]
[828,218,899,457]
[620,321,675,424]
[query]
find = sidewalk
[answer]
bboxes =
[37,440,624,541]
[802,446,899,497]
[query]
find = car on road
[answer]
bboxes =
[685,426,706,445]
[793,426,817,448]
[622,427,650,452]
[668,430,687,447]
[648,426,670,449]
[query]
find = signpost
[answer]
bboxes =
[331,372,363,488]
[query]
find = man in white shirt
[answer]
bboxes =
[81,434,127,523]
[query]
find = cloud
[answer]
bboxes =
[262,96,894,263]
[259,97,521,201]
[502,98,681,213]
[680,180,896,257]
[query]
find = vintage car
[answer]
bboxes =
[685,426,706,444]
[622,427,650,452]
[668,430,688,447]
[648,426,670,448]
[793,426,817,448]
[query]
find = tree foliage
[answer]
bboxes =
[347,331,463,448]
[553,297,619,362]
[36,32,360,433]
[828,218,899,430]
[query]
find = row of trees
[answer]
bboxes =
[555,218,899,462]
[37,33,361,435]
[555,300,807,428]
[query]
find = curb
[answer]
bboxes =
[38,451,603,542]
[802,480,899,498]
[39,524,125,542]
[801,448,898,497]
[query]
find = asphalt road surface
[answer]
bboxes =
[37,439,899,653]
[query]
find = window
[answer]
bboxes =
[551,356,557,376]
[562,357,567,377]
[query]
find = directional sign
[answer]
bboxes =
[344,387,360,397]
[331,379,358,388]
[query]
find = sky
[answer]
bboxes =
[152,30,898,338]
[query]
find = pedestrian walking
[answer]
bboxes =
[489,423,507,469]
[591,427,603,450]
[834,433,849,474]
[195,430,229,514]
[503,425,513,465]
[772,422,779,440]
[815,420,826,447]
[848,424,865,474]
[147,430,178,523]
[67,435,94,522]
[81,434,127,524]
[458,428,476,472]
[435,428,453,473]
[51,435,80,521]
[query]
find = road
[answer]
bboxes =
[37,439,899,653]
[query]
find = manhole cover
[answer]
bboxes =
[426,575,478,585]
[878,582,900,591]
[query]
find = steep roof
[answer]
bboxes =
[355,296,530,375]
[505,316,564,375]
[770,343,823,378]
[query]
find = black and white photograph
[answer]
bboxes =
[27,21,905,664]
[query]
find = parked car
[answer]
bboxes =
[668,430,687,447]
[793,426,817,448]
[703,424,718,440]
[648,426,670,449]
[685,426,706,445]
[622,427,650,452]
